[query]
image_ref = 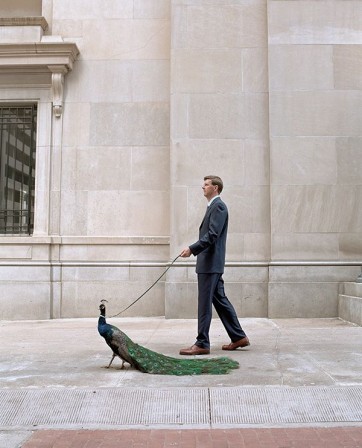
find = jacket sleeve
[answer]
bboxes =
[189,202,227,256]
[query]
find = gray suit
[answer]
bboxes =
[189,197,246,349]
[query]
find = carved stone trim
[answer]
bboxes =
[50,71,64,118]
[0,43,79,71]
[0,17,48,30]
[0,42,79,117]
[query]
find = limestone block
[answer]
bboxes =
[270,91,362,137]
[82,19,170,60]
[165,282,198,318]
[60,148,77,190]
[334,45,362,90]
[62,266,130,282]
[186,186,208,235]
[228,282,268,318]
[76,147,132,191]
[62,102,90,147]
[165,266,189,282]
[269,45,334,91]
[186,266,198,281]
[244,139,269,186]
[1,0,42,17]
[60,244,169,262]
[224,186,270,234]
[134,0,170,19]
[53,0,133,20]
[272,185,362,233]
[0,266,50,281]
[0,71,50,87]
[343,282,362,298]
[132,61,170,102]
[131,146,170,191]
[52,19,83,38]
[268,1,362,45]
[130,266,170,282]
[269,266,361,283]
[90,103,170,146]
[86,191,170,236]
[171,139,244,187]
[66,60,133,103]
[224,233,244,261]
[172,49,242,93]
[242,47,268,93]
[50,190,61,235]
[170,95,188,138]
[268,282,339,318]
[61,281,165,317]
[339,234,362,260]
[0,282,50,320]
[184,3,267,48]
[32,245,51,260]
[171,5,189,49]
[336,138,362,185]
[169,186,189,250]
[189,93,268,139]
[0,246,32,259]
[224,266,268,283]
[272,233,339,261]
[244,233,271,261]
[339,294,362,326]
[0,26,43,43]
[60,190,88,236]
[189,94,241,138]
[271,137,337,185]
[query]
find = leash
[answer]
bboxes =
[110,254,181,318]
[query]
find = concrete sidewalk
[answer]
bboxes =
[0,317,361,447]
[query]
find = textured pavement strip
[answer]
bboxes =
[19,427,362,448]
[1,386,362,429]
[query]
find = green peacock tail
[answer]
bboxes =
[126,339,239,375]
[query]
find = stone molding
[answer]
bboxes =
[0,42,79,116]
[0,17,48,30]
[0,236,170,245]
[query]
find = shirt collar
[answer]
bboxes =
[208,195,220,207]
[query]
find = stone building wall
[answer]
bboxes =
[0,0,361,320]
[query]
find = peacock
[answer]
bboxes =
[98,301,239,375]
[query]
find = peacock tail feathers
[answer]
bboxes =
[125,339,239,375]
[98,301,239,375]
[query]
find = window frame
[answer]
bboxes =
[0,90,52,238]
[0,103,38,235]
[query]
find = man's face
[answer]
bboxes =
[202,179,218,200]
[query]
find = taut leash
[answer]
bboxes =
[110,255,180,318]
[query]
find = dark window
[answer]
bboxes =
[0,105,37,235]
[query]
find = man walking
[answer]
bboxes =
[179,175,250,355]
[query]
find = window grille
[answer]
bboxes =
[0,105,37,235]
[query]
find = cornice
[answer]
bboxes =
[0,41,79,117]
[0,42,79,70]
[0,17,48,30]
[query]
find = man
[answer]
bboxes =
[179,175,249,355]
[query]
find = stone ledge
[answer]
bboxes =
[0,17,48,30]
[339,293,362,326]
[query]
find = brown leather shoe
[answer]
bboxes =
[179,344,210,356]
[222,337,250,351]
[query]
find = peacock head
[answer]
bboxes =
[99,299,108,316]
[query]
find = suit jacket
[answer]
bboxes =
[189,196,228,274]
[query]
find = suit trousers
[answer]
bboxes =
[196,273,246,349]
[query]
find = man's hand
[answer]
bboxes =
[180,247,192,257]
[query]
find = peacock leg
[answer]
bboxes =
[106,354,116,368]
